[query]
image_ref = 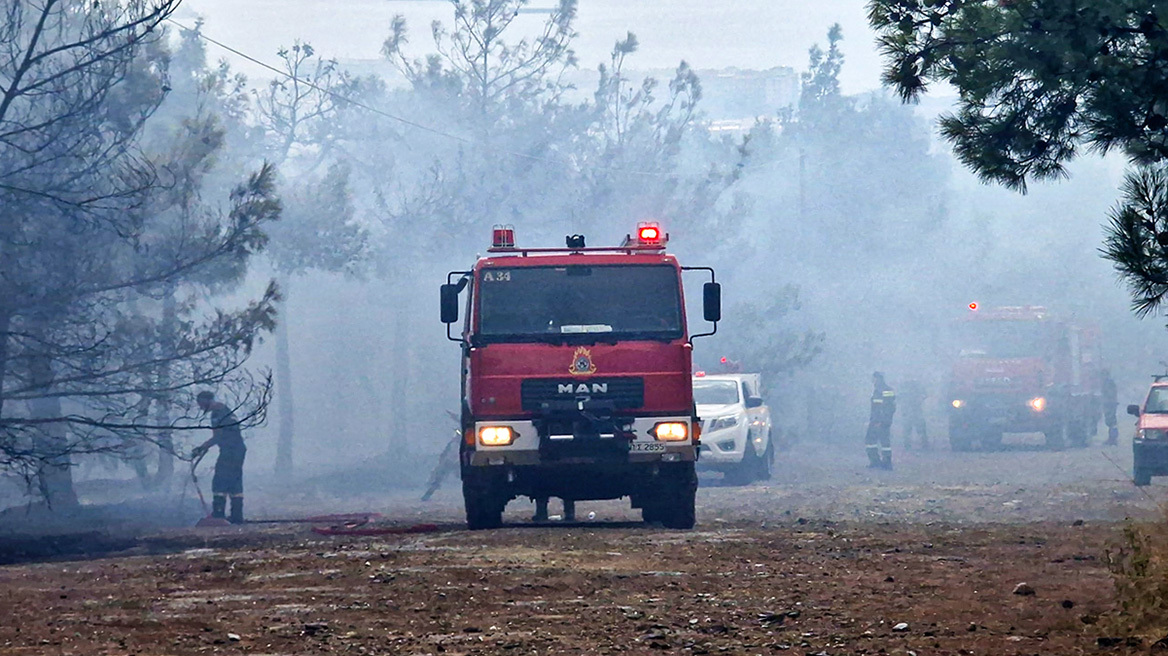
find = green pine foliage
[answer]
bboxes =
[869,0,1168,314]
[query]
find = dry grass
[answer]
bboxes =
[1107,514,1168,642]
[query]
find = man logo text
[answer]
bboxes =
[558,383,608,395]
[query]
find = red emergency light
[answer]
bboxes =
[492,225,515,249]
[968,302,979,311]
[636,222,664,245]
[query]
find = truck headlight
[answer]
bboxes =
[951,399,965,409]
[654,422,689,441]
[1139,429,1168,440]
[707,416,740,432]
[1028,397,1047,412]
[479,426,514,446]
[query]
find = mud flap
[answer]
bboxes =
[643,462,697,529]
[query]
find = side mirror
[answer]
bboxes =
[703,282,721,323]
[1128,404,1141,417]
[745,396,764,409]
[440,284,460,324]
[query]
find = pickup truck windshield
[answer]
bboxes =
[477,264,682,342]
[694,380,739,405]
[1146,387,1168,413]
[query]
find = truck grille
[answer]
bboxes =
[521,377,645,412]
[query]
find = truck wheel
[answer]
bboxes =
[726,442,759,486]
[1067,421,1089,448]
[641,505,661,524]
[949,423,973,452]
[462,474,505,530]
[980,430,1003,451]
[658,463,698,530]
[1044,423,1066,450]
[755,435,775,481]
[1134,467,1153,487]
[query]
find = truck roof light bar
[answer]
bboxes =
[487,224,671,254]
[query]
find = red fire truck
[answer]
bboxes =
[440,224,721,529]
[946,305,1103,450]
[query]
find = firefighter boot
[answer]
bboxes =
[229,496,244,524]
[881,451,893,471]
[532,497,549,522]
[563,499,576,522]
[1107,425,1119,445]
[866,446,881,469]
[211,494,227,519]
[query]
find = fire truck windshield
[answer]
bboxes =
[957,321,1048,359]
[476,264,683,342]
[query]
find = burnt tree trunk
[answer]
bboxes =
[274,276,294,475]
[28,323,77,509]
[0,306,10,421]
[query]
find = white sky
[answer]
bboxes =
[177,0,886,93]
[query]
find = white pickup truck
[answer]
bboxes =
[693,373,774,485]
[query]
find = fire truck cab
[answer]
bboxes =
[440,225,721,529]
[946,305,1103,450]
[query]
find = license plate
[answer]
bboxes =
[630,442,666,453]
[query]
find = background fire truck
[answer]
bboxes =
[440,225,721,529]
[946,305,1103,451]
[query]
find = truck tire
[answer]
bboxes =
[755,435,775,481]
[980,430,1004,451]
[725,442,758,486]
[949,421,973,452]
[1044,422,1067,450]
[1068,420,1089,448]
[1134,467,1153,487]
[641,506,659,524]
[657,463,698,530]
[462,472,505,530]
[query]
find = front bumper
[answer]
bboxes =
[464,460,694,502]
[467,416,698,467]
[697,423,751,468]
[948,395,1051,432]
[1134,439,1168,474]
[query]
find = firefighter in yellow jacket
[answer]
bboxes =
[865,372,896,470]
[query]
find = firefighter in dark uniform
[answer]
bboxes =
[1101,369,1119,445]
[866,372,896,469]
[192,391,247,524]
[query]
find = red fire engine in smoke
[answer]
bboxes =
[946,305,1103,450]
[440,224,721,529]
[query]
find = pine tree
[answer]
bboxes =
[869,0,1168,313]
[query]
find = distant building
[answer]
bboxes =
[696,66,799,121]
[327,59,799,137]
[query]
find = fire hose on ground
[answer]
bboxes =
[188,452,440,534]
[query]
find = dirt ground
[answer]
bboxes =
[1,438,1166,656]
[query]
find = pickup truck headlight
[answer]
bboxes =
[707,416,740,432]
[1139,429,1168,440]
